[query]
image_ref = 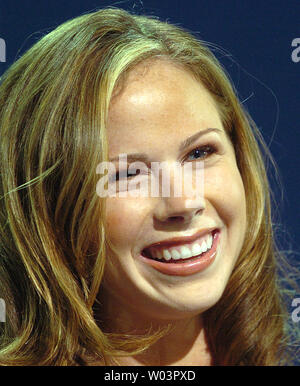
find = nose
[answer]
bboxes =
[153,195,205,224]
[152,160,205,224]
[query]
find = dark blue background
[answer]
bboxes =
[0,1,299,271]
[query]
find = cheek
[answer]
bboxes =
[205,162,246,228]
[105,197,149,251]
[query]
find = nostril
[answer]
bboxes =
[168,216,184,222]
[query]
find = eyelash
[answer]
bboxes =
[183,144,218,162]
[113,144,218,181]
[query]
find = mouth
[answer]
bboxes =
[139,228,220,276]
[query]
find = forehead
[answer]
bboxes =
[107,60,224,152]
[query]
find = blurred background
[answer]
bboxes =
[0,0,299,344]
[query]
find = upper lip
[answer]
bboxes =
[142,227,218,252]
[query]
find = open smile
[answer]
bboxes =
[139,228,220,276]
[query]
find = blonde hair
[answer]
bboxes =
[0,6,298,365]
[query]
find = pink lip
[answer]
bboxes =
[138,229,220,276]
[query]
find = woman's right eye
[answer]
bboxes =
[114,169,141,181]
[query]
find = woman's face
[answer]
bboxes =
[101,60,246,326]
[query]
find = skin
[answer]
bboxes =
[98,59,247,366]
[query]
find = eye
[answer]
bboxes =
[113,168,141,182]
[185,144,217,161]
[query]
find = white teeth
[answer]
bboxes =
[207,234,213,249]
[191,243,202,256]
[201,240,208,253]
[148,231,214,261]
[163,249,172,261]
[180,246,193,259]
[171,249,181,260]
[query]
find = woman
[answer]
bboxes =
[0,7,298,366]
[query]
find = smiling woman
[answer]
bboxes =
[0,7,298,366]
[101,61,247,344]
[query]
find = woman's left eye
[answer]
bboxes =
[185,145,217,161]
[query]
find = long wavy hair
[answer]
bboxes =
[0,6,298,365]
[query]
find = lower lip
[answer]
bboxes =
[138,230,220,276]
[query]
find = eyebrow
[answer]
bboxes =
[109,127,223,163]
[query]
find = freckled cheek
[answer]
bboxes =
[105,197,150,251]
[204,165,246,228]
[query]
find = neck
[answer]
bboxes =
[95,295,212,366]
[116,317,212,366]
